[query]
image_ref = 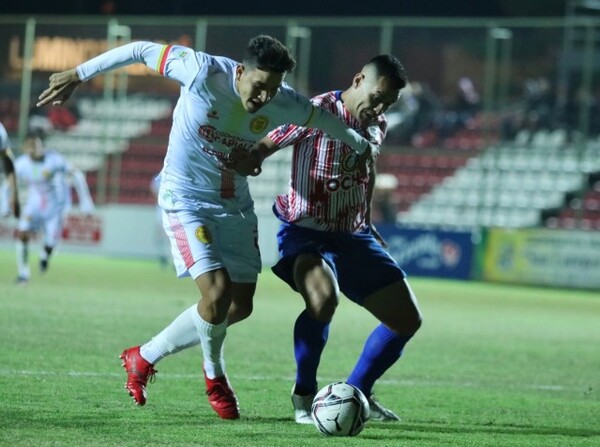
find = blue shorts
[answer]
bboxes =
[272,222,406,305]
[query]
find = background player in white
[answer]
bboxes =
[14,131,95,283]
[228,55,422,423]
[37,35,379,419]
[0,122,20,219]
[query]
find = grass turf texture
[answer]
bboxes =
[0,250,598,446]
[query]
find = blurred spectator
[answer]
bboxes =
[387,81,442,146]
[28,106,53,135]
[47,105,79,131]
[443,77,481,136]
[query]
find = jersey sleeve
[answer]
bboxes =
[276,88,370,154]
[267,122,313,148]
[76,41,200,87]
[304,106,370,154]
[62,158,95,213]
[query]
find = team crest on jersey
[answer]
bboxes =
[195,225,212,244]
[249,115,269,134]
[341,152,359,172]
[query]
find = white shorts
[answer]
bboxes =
[162,208,261,283]
[18,194,64,247]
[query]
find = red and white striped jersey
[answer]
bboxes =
[268,91,387,232]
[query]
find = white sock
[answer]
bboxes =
[39,248,48,262]
[192,309,227,379]
[140,305,201,364]
[15,240,30,279]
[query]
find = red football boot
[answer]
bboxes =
[204,370,240,419]
[120,346,157,406]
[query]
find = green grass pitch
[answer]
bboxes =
[0,250,598,446]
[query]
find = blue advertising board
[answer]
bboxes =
[376,225,474,280]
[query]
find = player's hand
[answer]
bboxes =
[37,69,82,107]
[366,142,380,159]
[370,224,387,248]
[223,148,262,176]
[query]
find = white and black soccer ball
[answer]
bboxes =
[311,382,370,437]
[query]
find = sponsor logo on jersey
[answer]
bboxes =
[341,152,359,172]
[249,115,269,134]
[324,172,365,192]
[198,125,255,151]
[195,225,212,244]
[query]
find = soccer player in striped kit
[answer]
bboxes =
[37,35,378,419]
[229,55,422,423]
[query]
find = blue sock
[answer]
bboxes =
[294,310,330,395]
[347,324,412,396]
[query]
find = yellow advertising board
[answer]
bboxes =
[483,228,600,290]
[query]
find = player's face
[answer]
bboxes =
[23,136,45,161]
[352,74,400,127]
[235,65,283,113]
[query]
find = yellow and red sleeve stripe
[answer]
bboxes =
[156,45,173,75]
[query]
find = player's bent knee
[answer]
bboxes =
[393,307,423,336]
[406,310,423,335]
[307,297,337,322]
[232,301,253,322]
[227,308,252,326]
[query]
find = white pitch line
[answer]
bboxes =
[0,369,578,392]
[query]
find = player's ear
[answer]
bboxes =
[235,64,245,80]
[353,72,364,88]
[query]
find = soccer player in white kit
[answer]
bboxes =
[13,131,95,283]
[37,35,378,419]
[0,122,20,219]
[228,55,423,423]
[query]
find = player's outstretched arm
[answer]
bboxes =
[37,69,82,107]
[305,106,380,157]
[69,169,95,214]
[39,42,194,108]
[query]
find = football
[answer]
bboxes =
[311,382,370,437]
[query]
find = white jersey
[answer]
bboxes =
[76,41,370,214]
[0,122,10,153]
[15,150,73,213]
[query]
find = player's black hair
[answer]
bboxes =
[366,55,408,90]
[25,129,46,142]
[243,35,296,73]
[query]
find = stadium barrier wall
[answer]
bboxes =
[0,204,282,265]
[376,224,476,280]
[2,207,599,290]
[481,228,600,290]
